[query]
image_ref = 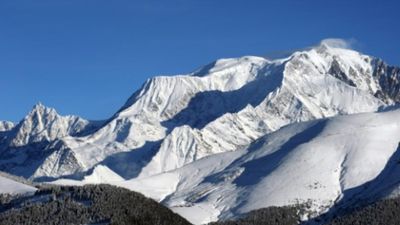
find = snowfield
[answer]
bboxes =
[0,175,36,195]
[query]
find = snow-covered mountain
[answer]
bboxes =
[53,108,400,224]
[0,121,14,132]
[1,39,400,223]
[1,41,400,181]
[0,104,100,178]
[8,103,95,147]
[157,108,400,224]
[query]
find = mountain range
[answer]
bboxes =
[1,39,400,224]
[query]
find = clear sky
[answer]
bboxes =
[1,0,399,122]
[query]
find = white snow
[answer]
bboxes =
[83,165,124,183]
[0,121,14,132]
[9,103,92,147]
[0,175,37,195]
[117,172,180,202]
[50,109,400,224]
[133,109,400,223]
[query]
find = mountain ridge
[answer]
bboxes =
[1,42,400,181]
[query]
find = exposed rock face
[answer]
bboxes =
[372,58,400,103]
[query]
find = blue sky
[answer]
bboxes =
[1,0,399,122]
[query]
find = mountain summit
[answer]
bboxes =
[8,103,91,147]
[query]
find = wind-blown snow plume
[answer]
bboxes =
[319,38,356,49]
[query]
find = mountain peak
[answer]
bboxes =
[0,121,14,132]
[7,103,90,147]
[32,102,45,110]
[29,102,56,116]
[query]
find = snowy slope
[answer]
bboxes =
[1,40,400,183]
[125,109,400,224]
[0,174,36,195]
[50,109,400,224]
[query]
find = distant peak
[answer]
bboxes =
[31,102,47,113]
[29,102,56,116]
[0,121,14,132]
[33,102,45,110]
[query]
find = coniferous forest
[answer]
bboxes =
[0,184,190,225]
[2,184,400,225]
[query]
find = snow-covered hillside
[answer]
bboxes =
[52,108,400,224]
[158,109,400,224]
[0,174,36,195]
